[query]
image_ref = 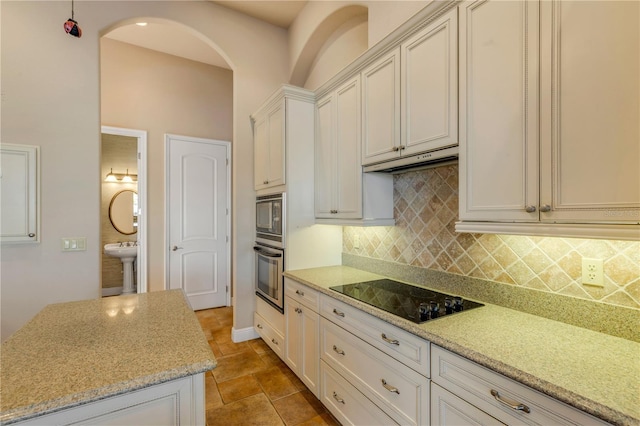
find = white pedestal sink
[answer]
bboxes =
[104,243,138,294]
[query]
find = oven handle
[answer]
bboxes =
[253,246,283,258]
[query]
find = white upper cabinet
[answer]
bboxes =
[362,8,458,166]
[253,99,285,192]
[401,8,458,157]
[458,0,640,240]
[1,144,39,244]
[361,48,401,165]
[316,77,364,220]
[458,0,540,223]
[315,76,394,225]
[539,0,640,226]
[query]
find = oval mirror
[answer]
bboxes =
[109,190,138,235]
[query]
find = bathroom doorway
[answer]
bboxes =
[101,126,148,296]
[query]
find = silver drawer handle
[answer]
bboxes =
[332,391,345,404]
[271,338,279,346]
[381,379,400,394]
[256,324,263,329]
[332,345,345,356]
[296,289,305,296]
[332,308,345,317]
[490,389,530,413]
[381,333,399,345]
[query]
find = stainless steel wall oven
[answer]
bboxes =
[254,243,284,313]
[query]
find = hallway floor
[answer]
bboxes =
[195,307,340,426]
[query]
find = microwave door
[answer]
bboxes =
[256,202,273,231]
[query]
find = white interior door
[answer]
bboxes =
[166,134,230,310]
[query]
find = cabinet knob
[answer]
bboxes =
[524,205,536,213]
[539,204,551,213]
[28,233,36,238]
[392,146,400,152]
[399,145,406,151]
[263,180,269,185]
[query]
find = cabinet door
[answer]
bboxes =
[539,0,640,224]
[266,102,285,189]
[315,93,335,218]
[284,296,319,397]
[0,144,39,244]
[315,77,362,219]
[334,77,362,219]
[254,117,269,189]
[254,102,285,191]
[402,8,458,156]
[458,0,539,222]
[361,48,401,165]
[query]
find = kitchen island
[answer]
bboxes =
[0,289,216,425]
[285,265,640,426]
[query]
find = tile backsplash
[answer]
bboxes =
[343,165,640,310]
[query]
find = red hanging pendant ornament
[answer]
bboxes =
[63,0,82,38]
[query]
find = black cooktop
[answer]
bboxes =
[330,279,483,324]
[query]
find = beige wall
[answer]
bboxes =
[1,0,289,340]
[101,38,233,292]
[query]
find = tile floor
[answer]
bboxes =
[195,307,341,426]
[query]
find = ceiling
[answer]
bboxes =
[103,1,308,69]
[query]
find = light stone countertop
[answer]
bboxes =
[284,265,640,426]
[0,289,216,425]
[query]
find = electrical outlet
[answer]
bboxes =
[582,258,604,287]
[354,234,360,249]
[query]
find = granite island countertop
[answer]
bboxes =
[284,266,640,426]
[0,289,216,425]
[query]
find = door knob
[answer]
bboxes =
[172,246,183,251]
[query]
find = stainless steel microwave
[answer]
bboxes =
[256,193,285,248]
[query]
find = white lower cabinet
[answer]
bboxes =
[320,360,397,426]
[431,345,608,426]
[254,311,285,359]
[284,279,321,397]
[321,317,429,425]
[14,374,205,425]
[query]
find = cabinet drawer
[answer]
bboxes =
[320,361,397,426]
[285,278,319,311]
[321,318,429,426]
[254,312,284,359]
[320,294,429,375]
[431,345,608,426]
[431,382,504,426]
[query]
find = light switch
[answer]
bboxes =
[62,237,87,252]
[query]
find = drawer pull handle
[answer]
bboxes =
[332,308,345,317]
[332,345,345,356]
[296,289,305,296]
[381,333,399,345]
[256,324,263,329]
[381,379,400,394]
[295,307,302,314]
[271,338,279,346]
[490,389,530,413]
[332,391,345,404]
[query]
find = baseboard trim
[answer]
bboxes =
[102,287,123,297]
[232,326,259,343]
